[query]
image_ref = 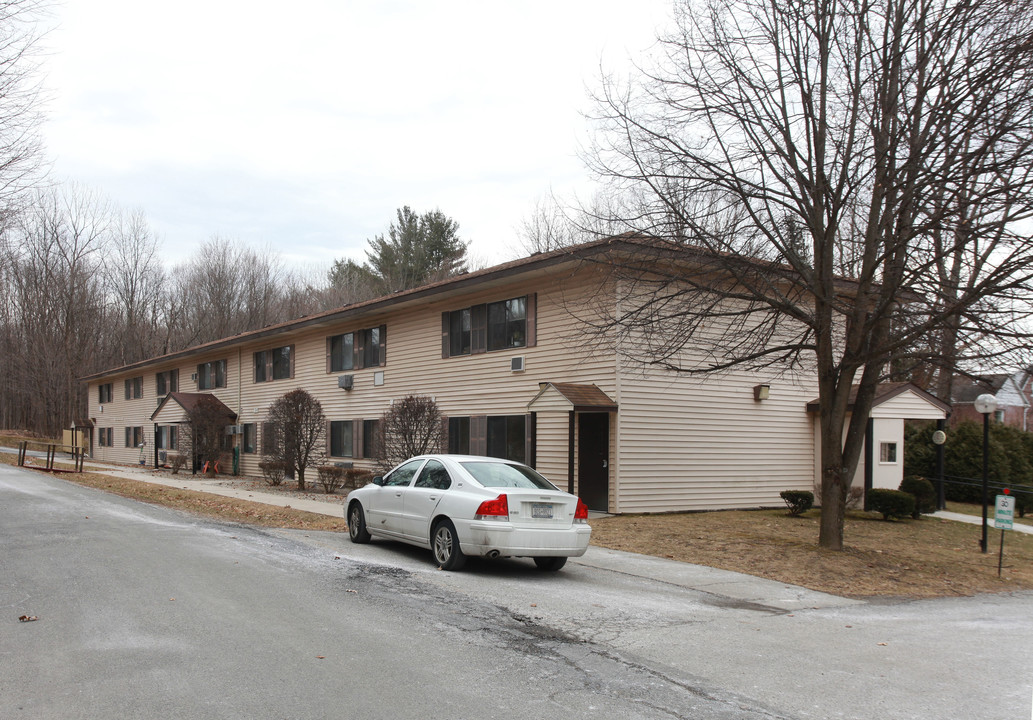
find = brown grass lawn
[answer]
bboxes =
[590,508,1033,598]
[5,445,1032,599]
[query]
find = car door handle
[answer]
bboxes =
[395,492,403,497]
[428,496,437,501]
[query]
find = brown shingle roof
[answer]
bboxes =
[544,383,618,411]
[150,392,237,422]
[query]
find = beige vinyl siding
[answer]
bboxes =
[84,259,828,514]
[534,411,571,490]
[222,269,616,478]
[616,371,817,512]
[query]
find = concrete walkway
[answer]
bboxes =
[98,463,348,518]
[931,509,1033,534]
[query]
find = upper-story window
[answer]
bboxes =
[326,325,387,373]
[197,359,227,390]
[255,345,294,382]
[441,295,536,358]
[156,369,179,396]
[124,377,143,400]
[487,297,526,351]
[98,383,113,404]
[328,332,355,372]
[449,308,471,356]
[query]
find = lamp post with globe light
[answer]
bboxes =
[973,393,998,553]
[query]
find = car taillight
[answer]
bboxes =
[574,498,589,523]
[475,494,509,520]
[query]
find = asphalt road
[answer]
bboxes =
[3,464,1031,719]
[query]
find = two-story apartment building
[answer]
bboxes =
[80,236,944,514]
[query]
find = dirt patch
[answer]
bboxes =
[590,508,1033,598]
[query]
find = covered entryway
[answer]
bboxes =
[151,392,238,473]
[807,382,951,497]
[528,382,617,512]
[578,413,609,511]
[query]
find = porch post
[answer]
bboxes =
[863,418,874,511]
[567,410,575,494]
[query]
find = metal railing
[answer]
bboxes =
[16,441,86,473]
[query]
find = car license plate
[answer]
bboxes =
[531,503,553,519]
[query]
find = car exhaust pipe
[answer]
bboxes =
[486,550,500,559]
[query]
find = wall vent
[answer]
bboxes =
[511,356,525,372]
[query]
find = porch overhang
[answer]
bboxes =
[527,382,618,413]
[151,392,237,424]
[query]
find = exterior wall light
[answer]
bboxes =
[753,384,770,401]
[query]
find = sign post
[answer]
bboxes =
[994,491,1015,577]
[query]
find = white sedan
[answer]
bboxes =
[345,455,591,571]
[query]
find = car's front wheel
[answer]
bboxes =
[533,556,567,571]
[348,503,371,544]
[432,520,466,571]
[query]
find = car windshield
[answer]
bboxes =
[459,461,559,490]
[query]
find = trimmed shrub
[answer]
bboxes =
[168,452,187,475]
[316,465,346,494]
[899,476,936,518]
[780,490,814,516]
[867,488,915,521]
[259,460,287,486]
[343,468,373,491]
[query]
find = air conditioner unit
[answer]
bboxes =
[191,373,198,382]
[225,425,242,435]
[511,356,525,372]
[338,374,354,390]
[158,450,167,463]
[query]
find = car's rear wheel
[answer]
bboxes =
[533,556,567,571]
[348,503,371,544]
[432,520,466,571]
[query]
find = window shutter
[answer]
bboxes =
[171,369,179,393]
[289,344,296,379]
[378,325,387,366]
[441,312,450,359]
[526,293,537,348]
[326,337,332,373]
[326,421,332,456]
[471,304,487,354]
[354,421,363,459]
[125,380,131,400]
[470,415,487,455]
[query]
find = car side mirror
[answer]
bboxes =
[372,476,385,486]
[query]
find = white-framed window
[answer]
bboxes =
[879,441,898,463]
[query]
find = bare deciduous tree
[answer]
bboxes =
[265,389,326,490]
[585,0,1033,549]
[374,395,445,472]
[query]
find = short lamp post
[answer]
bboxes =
[932,425,947,511]
[973,393,998,553]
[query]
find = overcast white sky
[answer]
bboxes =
[41,1,672,270]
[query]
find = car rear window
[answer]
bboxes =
[459,461,559,490]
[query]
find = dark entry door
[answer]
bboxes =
[578,413,609,512]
